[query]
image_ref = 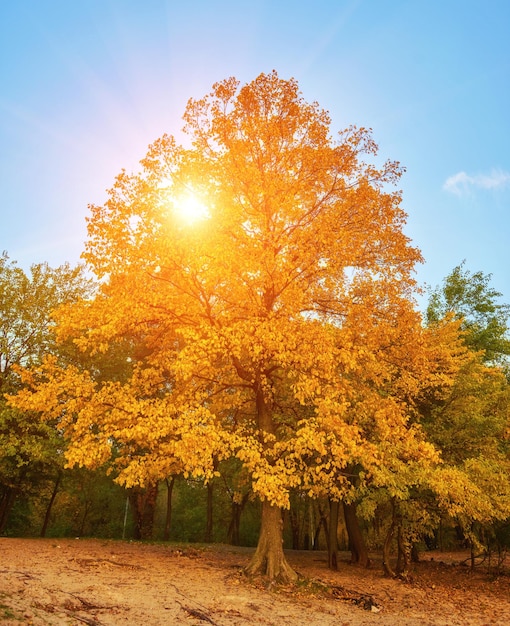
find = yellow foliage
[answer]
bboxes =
[8,72,468,511]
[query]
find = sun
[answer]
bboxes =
[173,191,210,224]
[157,179,210,225]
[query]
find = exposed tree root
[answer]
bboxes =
[329,584,381,612]
[177,600,219,624]
[63,612,104,626]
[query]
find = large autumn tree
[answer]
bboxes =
[12,72,433,580]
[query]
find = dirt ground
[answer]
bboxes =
[1,538,509,625]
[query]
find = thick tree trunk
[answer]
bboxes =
[243,381,297,581]
[328,500,339,570]
[245,501,298,582]
[163,477,175,541]
[343,500,370,567]
[40,471,62,537]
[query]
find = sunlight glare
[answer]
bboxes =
[174,192,210,224]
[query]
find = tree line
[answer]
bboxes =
[3,72,510,582]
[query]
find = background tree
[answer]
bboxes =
[0,253,93,390]
[0,253,94,533]
[11,73,436,581]
[426,262,510,365]
[324,308,483,575]
[422,267,510,557]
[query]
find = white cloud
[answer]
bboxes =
[443,169,510,195]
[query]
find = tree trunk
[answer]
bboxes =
[313,503,328,551]
[227,502,242,546]
[227,492,249,546]
[129,482,159,540]
[383,501,397,577]
[40,471,62,537]
[163,477,175,541]
[328,500,339,570]
[245,501,298,582]
[78,500,91,536]
[0,488,17,534]
[343,500,370,567]
[396,524,410,577]
[204,480,214,543]
[289,505,301,550]
[411,543,420,563]
[306,499,314,549]
[244,381,297,581]
[470,539,476,571]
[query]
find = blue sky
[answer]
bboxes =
[1,0,509,306]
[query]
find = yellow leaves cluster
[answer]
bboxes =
[10,354,225,488]
[229,430,302,509]
[10,356,97,425]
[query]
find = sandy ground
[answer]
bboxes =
[1,538,509,625]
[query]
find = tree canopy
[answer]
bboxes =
[10,73,472,580]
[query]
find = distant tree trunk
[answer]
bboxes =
[305,499,314,549]
[204,480,214,543]
[396,524,410,577]
[0,488,17,534]
[78,500,91,536]
[244,501,297,582]
[328,500,340,570]
[129,482,159,540]
[227,492,249,546]
[411,543,420,563]
[383,500,397,577]
[163,477,175,541]
[40,471,62,537]
[314,502,329,551]
[289,504,301,549]
[343,500,370,567]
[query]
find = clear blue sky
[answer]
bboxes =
[1,0,509,306]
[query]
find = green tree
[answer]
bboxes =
[422,357,510,550]
[426,262,510,365]
[0,253,93,533]
[415,269,510,562]
[0,253,94,392]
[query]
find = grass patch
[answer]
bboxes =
[0,602,23,621]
